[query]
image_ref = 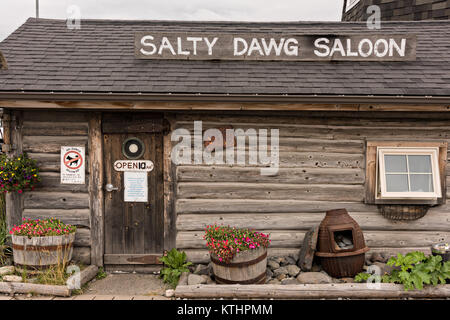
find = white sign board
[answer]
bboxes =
[61,146,85,184]
[124,171,148,202]
[114,160,154,172]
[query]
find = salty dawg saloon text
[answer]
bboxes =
[135,32,416,61]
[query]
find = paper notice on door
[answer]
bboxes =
[124,171,148,202]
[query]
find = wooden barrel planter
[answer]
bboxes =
[12,233,75,273]
[210,247,267,284]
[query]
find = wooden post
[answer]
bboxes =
[3,110,23,230]
[163,115,176,251]
[88,113,104,266]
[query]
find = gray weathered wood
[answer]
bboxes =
[174,283,450,299]
[23,136,88,154]
[23,209,90,228]
[177,182,364,201]
[23,192,90,210]
[66,265,98,289]
[88,113,104,266]
[0,282,71,297]
[135,32,416,61]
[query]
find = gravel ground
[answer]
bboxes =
[83,273,169,296]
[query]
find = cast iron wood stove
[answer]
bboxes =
[315,208,369,278]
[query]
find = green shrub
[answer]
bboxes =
[159,248,192,288]
[354,251,450,291]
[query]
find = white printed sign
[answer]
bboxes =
[114,160,154,172]
[124,171,148,202]
[61,146,85,184]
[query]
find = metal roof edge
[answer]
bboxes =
[0,92,449,105]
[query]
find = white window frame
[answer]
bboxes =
[345,0,361,12]
[377,147,442,200]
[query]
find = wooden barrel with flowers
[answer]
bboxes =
[205,225,270,284]
[10,218,76,273]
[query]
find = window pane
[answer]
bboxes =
[408,155,432,173]
[384,155,407,173]
[410,174,434,192]
[386,174,409,192]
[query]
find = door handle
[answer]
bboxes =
[105,183,119,192]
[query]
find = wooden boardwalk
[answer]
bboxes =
[0,294,169,300]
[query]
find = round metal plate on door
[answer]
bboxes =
[122,137,145,159]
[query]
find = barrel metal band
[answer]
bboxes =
[12,243,73,251]
[210,251,267,268]
[214,271,266,285]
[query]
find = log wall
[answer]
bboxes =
[20,111,91,265]
[171,112,450,263]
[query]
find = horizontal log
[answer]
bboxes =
[23,121,88,136]
[177,183,364,201]
[23,110,88,123]
[176,151,364,169]
[176,116,450,128]
[74,228,91,247]
[66,265,98,290]
[176,210,450,232]
[24,192,90,210]
[184,247,432,264]
[176,166,365,184]
[72,247,91,265]
[177,230,450,249]
[176,199,377,214]
[174,283,450,299]
[23,136,88,154]
[0,282,71,297]
[28,153,90,173]
[38,172,89,192]
[23,209,90,228]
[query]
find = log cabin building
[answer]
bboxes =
[0,17,449,270]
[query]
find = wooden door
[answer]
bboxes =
[102,114,165,265]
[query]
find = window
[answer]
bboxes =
[365,141,447,205]
[377,148,441,199]
[345,0,361,12]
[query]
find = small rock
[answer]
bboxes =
[311,264,322,272]
[273,266,288,277]
[194,264,210,276]
[276,274,287,281]
[178,272,190,286]
[281,278,298,285]
[206,277,216,285]
[296,272,333,284]
[340,277,355,283]
[269,256,282,264]
[2,275,23,283]
[26,293,33,298]
[266,268,273,279]
[369,262,395,275]
[187,274,207,285]
[279,257,289,267]
[267,260,280,270]
[0,266,14,276]
[381,252,392,263]
[286,256,297,265]
[267,279,281,285]
[370,252,384,263]
[165,289,175,298]
[286,265,301,277]
[201,275,210,283]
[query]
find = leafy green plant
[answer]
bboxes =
[0,193,11,266]
[354,251,450,291]
[387,252,450,290]
[159,248,192,288]
[96,267,107,280]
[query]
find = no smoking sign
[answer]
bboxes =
[61,146,85,184]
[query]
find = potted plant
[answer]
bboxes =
[0,153,40,194]
[203,224,270,284]
[9,218,76,273]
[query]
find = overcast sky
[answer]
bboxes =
[0,0,344,41]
